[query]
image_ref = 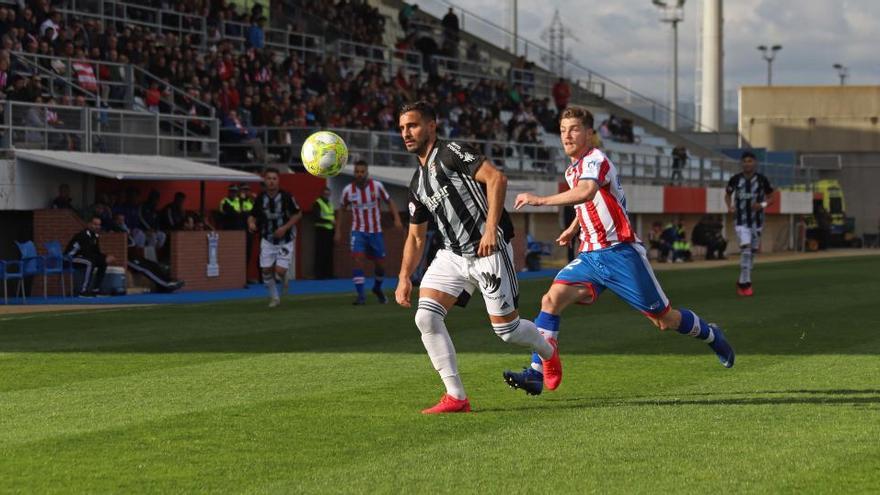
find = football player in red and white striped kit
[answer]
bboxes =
[335,159,402,305]
[504,106,736,396]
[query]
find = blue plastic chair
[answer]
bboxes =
[14,241,46,301]
[0,260,25,304]
[43,240,74,298]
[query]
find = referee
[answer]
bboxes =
[725,151,774,297]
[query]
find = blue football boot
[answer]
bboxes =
[503,367,544,396]
[708,324,735,368]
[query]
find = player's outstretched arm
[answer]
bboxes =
[395,221,428,308]
[514,180,598,209]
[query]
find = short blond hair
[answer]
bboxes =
[559,105,594,129]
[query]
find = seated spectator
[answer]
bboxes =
[137,190,167,249]
[160,192,187,231]
[88,194,113,230]
[648,221,671,262]
[692,214,727,260]
[50,183,74,210]
[221,109,267,164]
[65,215,116,297]
[672,221,692,262]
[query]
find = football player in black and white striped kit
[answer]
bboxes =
[725,151,774,297]
[394,101,560,414]
[248,168,302,307]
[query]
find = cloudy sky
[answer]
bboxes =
[418,0,880,109]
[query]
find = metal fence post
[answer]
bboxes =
[84,107,91,153]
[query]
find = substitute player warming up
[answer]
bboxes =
[725,151,774,297]
[504,106,735,396]
[248,168,302,308]
[336,160,402,305]
[394,101,561,414]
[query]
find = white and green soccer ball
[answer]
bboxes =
[300,131,349,178]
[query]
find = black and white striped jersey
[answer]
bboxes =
[251,190,301,244]
[726,172,774,228]
[408,140,514,257]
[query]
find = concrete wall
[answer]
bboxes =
[0,159,94,211]
[837,153,880,235]
[739,86,880,152]
[739,86,880,236]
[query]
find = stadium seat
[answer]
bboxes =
[43,240,75,298]
[0,260,25,304]
[14,241,47,301]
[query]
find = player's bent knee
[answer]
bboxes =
[415,299,447,334]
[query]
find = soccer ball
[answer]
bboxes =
[300,131,348,178]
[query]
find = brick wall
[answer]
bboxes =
[32,209,127,296]
[170,230,246,291]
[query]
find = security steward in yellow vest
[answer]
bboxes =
[312,186,336,279]
[237,183,256,282]
[220,184,242,230]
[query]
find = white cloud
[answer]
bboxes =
[430,0,880,104]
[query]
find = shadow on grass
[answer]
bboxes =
[480,389,880,413]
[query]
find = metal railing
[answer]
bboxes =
[2,100,218,162]
[221,20,324,56]
[432,54,505,82]
[334,39,423,78]
[60,0,320,57]
[216,125,751,185]
[11,51,131,108]
[61,0,205,36]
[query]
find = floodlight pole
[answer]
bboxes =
[654,1,685,132]
[757,44,782,86]
[833,63,848,86]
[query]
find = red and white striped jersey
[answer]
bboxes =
[341,179,390,233]
[564,148,638,252]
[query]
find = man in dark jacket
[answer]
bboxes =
[65,215,116,296]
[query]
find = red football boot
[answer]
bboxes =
[541,338,563,390]
[421,394,472,414]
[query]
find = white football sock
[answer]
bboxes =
[263,272,278,300]
[739,248,753,284]
[493,318,554,360]
[415,299,465,400]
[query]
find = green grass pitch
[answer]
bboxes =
[1,255,878,493]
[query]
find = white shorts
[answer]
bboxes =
[735,225,762,250]
[420,243,519,316]
[260,239,294,270]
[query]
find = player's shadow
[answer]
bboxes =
[480,388,880,413]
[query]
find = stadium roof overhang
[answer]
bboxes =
[15,150,262,182]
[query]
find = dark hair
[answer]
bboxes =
[559,105,594,129]
[354,159,368,168]
[741,151,757,161]
[399,100,436,122]
[264,167,280,176]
